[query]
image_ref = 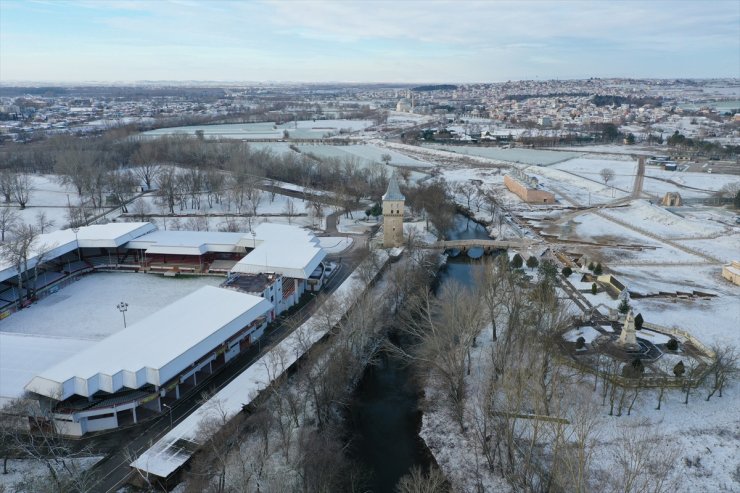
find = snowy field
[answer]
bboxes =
[0,456,103,492]
[3,174,82,232]
[316,236,353,254]
[601,200,729,239]
[552,156,637,191]
[427,145,582,165]
[141,119,374,140]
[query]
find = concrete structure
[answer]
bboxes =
[382,173,405,248]
[661,192,682,206]
[722,261,740,286]
[617,311,639,350]
[504,174,556,204]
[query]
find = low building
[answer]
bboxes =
[504,174,556,204]
[722,261,740,286]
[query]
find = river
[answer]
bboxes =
[347,215,490,492]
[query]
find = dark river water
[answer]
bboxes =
[347,215,490,492]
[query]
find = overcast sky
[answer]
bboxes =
[1,0,738,83]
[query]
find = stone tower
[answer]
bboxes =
[382,173,405,248]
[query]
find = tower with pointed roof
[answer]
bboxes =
[382,173,405,248]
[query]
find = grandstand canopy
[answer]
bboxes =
[125,230,248,255]
[0,222,155,283]
[25,286,272,401]
[230,223,325,279]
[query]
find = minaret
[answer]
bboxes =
[382,173,405,248]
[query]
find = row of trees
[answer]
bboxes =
[174,248,442,492]
[396,253,702,492]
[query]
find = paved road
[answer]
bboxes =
[85,240,368,492]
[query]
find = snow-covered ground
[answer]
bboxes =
[4,174,83,232]
[141,119,374,140]
[0,273,222,340]
[0,273,223,402]
[0,456,103,491]
[316,236,353,254]
[427,144,582,166]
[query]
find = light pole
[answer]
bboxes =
[163,403,173,429]
[72,227,81,262]
[117,301,128,328]
[251,230,256,250]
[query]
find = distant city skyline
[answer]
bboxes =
[1,0,738,83]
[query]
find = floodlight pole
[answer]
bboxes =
[72,227,81,262]
[163,403,173,429]
[117,301,129,328]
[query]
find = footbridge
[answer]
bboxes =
[427,238,538,251]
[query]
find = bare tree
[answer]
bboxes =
[11,174,33,209]
[706,344,738,401]
[0,223,37,307]
[283,198,296,224]
[106,169,138,213]
[0,207,19,242]
[600,168,615,187]
[35,211,55,234]
[0,170,14,203]
[604,425,679,493]
[396,466,449,493]
[399,281,484,428]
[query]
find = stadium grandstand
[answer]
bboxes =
[3,221,328,435]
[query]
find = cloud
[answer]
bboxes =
[1,0,738,81]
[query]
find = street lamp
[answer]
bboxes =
[117,301,129,328]
[72,227,81,262]
[162,403,173,429]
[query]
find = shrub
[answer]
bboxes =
[634,313,644,330]
[673,360,685,376]
[618,298,630,314]
[594,263,603,275]
[591,283,598,295]
[538,259,557,279]
[511,253,523,269]
[526,255,539,270]
[576,336,586,349]
[588,261,595,271]
[666,338,679,351]
[623,358,645,377]
[561,266,573,278]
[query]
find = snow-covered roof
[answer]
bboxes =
[0,222,155,283]
[228,223,324,279]
[382,173,405,202]
[125,230,248,255]
[25,286,272,401]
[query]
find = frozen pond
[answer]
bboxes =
[427,145,582,166]
[142,119,374,140]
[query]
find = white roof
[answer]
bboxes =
[231,223,324,279]
[25,286,272,400]
[125,230,248,255]
[0,222,155,283]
